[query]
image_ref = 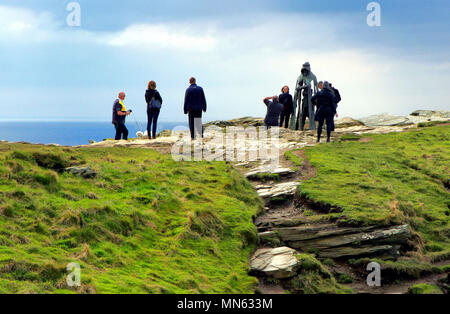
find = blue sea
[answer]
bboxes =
[0,121,188,146]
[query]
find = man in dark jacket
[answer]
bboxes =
[112,92,131,140]
[311,82,336,143]
[263,95,283,129]
[184,77,207,140]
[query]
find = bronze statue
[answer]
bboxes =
[291,62,318,130]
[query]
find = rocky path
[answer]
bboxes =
[238,128,436,294]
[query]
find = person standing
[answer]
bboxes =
[112,92,131,140]
[317,81,324,91]
[329,83,341,119]
[145,80,163,140]
[263,95,283,129]
[184,77,207,140]
[279,86,294,128]
[311,82,336,143]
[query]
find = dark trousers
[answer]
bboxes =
[317,109,335,141]
[147,109,160,138]
[280,111,292,128]
[188,111,203,140]
[300,103,315,131]
[114,122,128,140]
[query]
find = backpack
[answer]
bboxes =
[149,91,162,109]
[332,87,341,104]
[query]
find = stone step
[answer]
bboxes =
[245,167,296,180]
[255,215,309,231]
[256,182,300,200]
[274,224,377,242]
[287,225,410,259]
[319,245,400,259]
[250,247,300,279]
[257,222,410,259]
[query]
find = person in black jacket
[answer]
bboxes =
[311,82,336,143]
[145,80,163,140]
[184,77,207,140]
[279,86,294,128]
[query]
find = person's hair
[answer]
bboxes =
[148,80,157,90]
[281,86,289,93]
[189,77,196,84]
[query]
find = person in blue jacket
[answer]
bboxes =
[311,82,336,143]
[184,77,207,140]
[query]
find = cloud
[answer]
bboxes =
[0,4,448,121]
[101,24,217,52]
[0,5,217,52]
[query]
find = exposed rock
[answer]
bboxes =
[257,182,300,200]
[359,113,413,127]
[334,117,365,128]
[288,224,410,259]
[250,247,300,279]
[245,167,295,180]
[258,231,281,246]
[65,166,97,179]
[204,117,265,128]
[274,223,377,242]
[256,216,308,231]
[319,245,400,259]
[410,110,438,117]
[408,110,450,124]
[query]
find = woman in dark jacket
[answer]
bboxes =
[278,86,294,128]
[145,80,163,139]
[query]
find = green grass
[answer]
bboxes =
[0,143,263,294]
[407,283,443,294]
[298,125,450,261]
[349,258,446,280]
[286,254,353,294]
[417,121,448,128]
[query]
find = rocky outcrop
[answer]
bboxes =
[256,182,300,201]
[359,114,414,127]
[410,110,450,118]
[359,110,450,127]
[204,117,265,128]
[65,166,97,179]
[259,223,410,259]
[250,247,300,279]
[334,117,365,128]
[245,167,295,180]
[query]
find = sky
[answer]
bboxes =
[0,0,449,122]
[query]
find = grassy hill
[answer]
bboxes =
[297,125,449,277]
[0,143,263,293]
